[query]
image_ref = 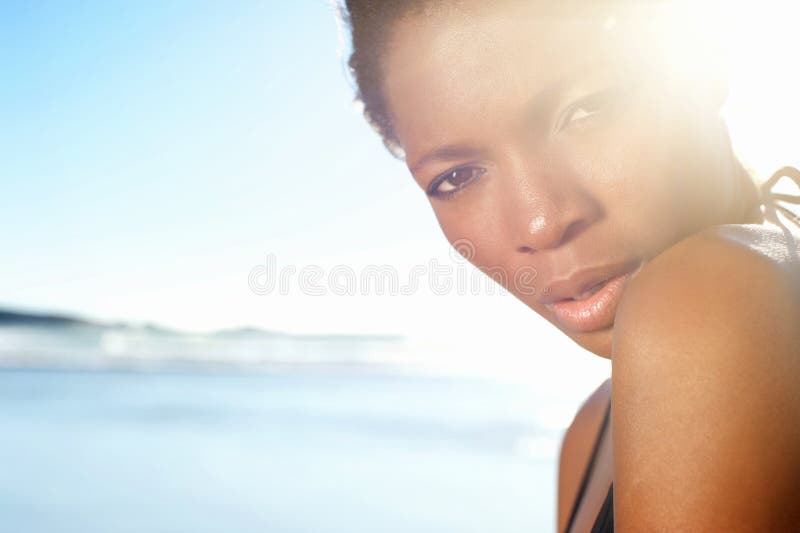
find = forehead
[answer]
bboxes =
[381,2,644,160]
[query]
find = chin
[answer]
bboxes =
[529,303,615,359]
[566,328,614,360]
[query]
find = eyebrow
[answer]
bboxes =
[407,74,575,175]
[408,145,484,174]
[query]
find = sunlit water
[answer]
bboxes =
[0,368,565,533]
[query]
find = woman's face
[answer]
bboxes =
[381,1,738,357]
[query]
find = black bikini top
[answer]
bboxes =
[564,397,613,533]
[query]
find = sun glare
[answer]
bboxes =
[664,2,800,178]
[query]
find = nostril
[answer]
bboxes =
[517,218,590,254]
[561,219,589,245]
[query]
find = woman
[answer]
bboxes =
[336,1,800,531]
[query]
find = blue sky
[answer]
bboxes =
[0,1,453,332]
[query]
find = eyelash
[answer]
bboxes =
[555,86,628,132]
[427,165,486,199]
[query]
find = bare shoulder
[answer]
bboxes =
[697,222,800,270]
[556,377,611,533]
[614,223,800,369]
[611,223,800,531]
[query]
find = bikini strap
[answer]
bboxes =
[759,165,800,228]
[564,396,612,533]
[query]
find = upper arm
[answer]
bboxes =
[611,230,800,531]
[557,377,611,533]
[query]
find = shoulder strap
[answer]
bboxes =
[760,166,800,228]
[564,396,612,533]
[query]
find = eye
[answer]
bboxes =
[427,165,485,199]
[556,86,630,132]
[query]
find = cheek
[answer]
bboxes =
[563,113,706,250]
[433,205,502,269]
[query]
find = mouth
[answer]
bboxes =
[570,279,611,301]
[543,260,643,333]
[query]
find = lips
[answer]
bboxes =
[573,279,609,300]
[541,260,643,333]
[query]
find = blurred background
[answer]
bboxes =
[0,1,797,532]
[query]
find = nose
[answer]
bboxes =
[510,174,598,254]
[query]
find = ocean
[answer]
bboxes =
[0,367,564,533]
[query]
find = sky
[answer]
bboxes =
[1,1,798,384]
[0,1,442,331]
